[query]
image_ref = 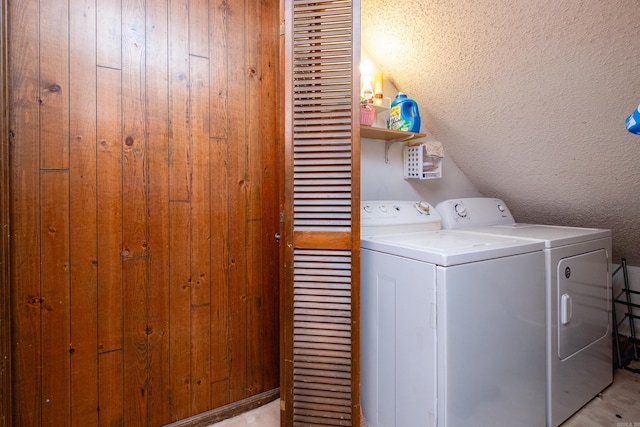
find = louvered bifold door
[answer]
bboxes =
[280,0,361,426]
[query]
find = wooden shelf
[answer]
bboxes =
[360,126,425,142]
[360,126,427,163]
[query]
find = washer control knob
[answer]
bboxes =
[454,203,467,217]
[379,204,387,213]
[497,204,505,212]
[416,201,430,214]
[363,205,372,213]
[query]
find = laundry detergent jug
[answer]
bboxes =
[389,93,421,132]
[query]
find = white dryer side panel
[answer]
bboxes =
[360,249,437,427]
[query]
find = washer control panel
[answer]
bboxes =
[361,201,441,235]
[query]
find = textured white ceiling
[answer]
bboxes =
[362,0,640,265]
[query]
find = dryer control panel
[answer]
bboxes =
[436,197,515,229]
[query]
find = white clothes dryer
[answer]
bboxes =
[360,201,546,427]
[435,197,612,427]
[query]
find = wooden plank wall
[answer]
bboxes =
[7,0,280,426]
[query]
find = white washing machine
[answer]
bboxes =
[360,201,546,427]
[435,197,612,427]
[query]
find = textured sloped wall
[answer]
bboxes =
[362,0,640,265]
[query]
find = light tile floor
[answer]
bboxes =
[210,364,640,427]
[562,363,640,426]
[209,399,279,427]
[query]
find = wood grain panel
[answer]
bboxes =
[227,0,249,403]
[189,0,209,58]
[98,350,124,426]
[8,1,281,425]
[122,258,148,426]
[208,0,231,402]
[121,0,148,260]
[40,171,71,426]
[169,0,191,202]
[210,379,230,410]
[169,201,192,422]
[246,0,264,399]
[294,231,353,250]
[97,66,123,354]
[209,139,230,388]
[69,1,99,424]
[189,55,211,307]
[8,0,41,424]
[146,2,171,423]
[39,0,69,170]
[209,0,228,139]
[247,218,264,396]
[97,0,122,69]
[191,305,212,415]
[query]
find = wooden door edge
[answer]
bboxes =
[0,0,11,424]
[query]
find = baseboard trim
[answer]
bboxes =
[164,388,280,427]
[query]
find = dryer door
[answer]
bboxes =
[557,249,609,360]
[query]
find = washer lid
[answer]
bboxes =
[361,230,544,266]
[456,224,611,248]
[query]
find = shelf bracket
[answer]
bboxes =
[384,134,419,163]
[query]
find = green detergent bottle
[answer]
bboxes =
[388,93,421,132]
